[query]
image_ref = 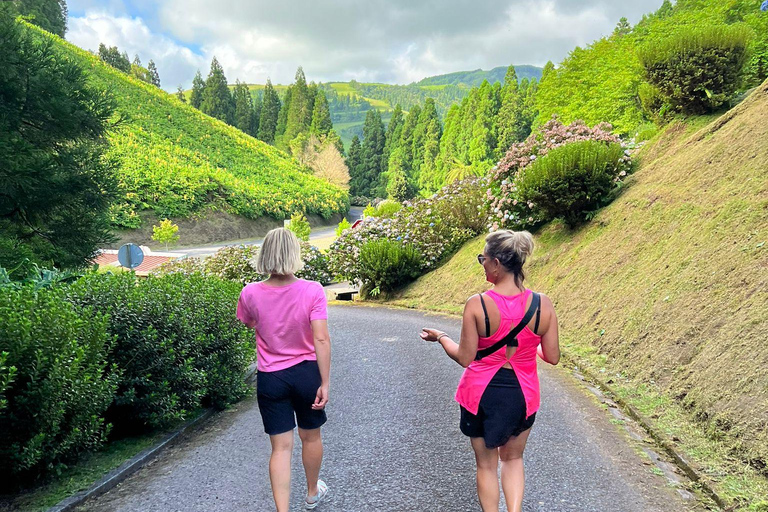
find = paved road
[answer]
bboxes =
[76,306,702,512]
[169,208,363,258]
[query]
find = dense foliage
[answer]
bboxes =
[0,286,118,489]
[357,240,422,296]
[330,177,488,290]
[0,15,117,272]
[638,24,752,115]
[66,272,254,431]
[516,141,627,227]
[19,24,348,229]
[488,118,632,231]
[7,0,67,36]
[536,0,768,134]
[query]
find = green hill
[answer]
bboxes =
[390,81,768,504]
[28,23,348,232]
[415,65,543,87]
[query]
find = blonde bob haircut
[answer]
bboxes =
[256,228,304,275]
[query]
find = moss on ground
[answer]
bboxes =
[388,80,768,508]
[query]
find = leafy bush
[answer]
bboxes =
[330,177,488,287]
[0,286,118,488]
[488,117,632,231]
[516,141,626,227]
[638,25,752,114]
[638,82,671,122]
[288,212,311,241]
[66,272,253,431]
[335,218,351,237]
[357,240,422,296]
[373,199,402,218]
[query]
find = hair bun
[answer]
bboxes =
[511,231,534,261]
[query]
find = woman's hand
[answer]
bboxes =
[420,328,445,342]
[312,384,329,410]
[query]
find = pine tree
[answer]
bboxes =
[190,70,204,109]
[398,104,421,180]
[411,98,440,188]
[468,80,499,171]
[310,90,333,137]
[200,57,233,123]
[12,0,68,37]
[1,13,117,270]
[97,43,130,73]
[147,59,160,87]
[176,85,186,103]
[347,135,364,196]
[275,86,292,142]
[386,148,409,201]
[496,65,521,156]
[418,118,441,193]
[132,54,141,67]
[436,104,462,186]
[360,109,386,197]
[283,67,313,148]
[258,79,280,143]
[233,80,255,135]
[383,104,404,167]
[252,92,262,137]
[613,17,631,37]
[541,61,555,82]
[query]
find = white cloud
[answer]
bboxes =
[67,0,665,87]
[67,12,206,90]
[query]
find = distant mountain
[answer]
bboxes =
[415,65,543,87]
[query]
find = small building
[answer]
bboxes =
[92,247,182,277]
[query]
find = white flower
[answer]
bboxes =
[530,155,537,161]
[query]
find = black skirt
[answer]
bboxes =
[459,367,536,448]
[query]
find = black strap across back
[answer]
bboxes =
[475,291,541,361]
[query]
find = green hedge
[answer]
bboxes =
[0,287,118,489]
[358,239,422,297]
[517,141,626,228]
[66,272,254,431]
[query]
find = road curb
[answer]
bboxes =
[562,353,728,510]
[47,363,258,512]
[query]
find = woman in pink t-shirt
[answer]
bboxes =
[420,230,560,512]
[237,228,331,511]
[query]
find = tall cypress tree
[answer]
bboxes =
[496,65,521,156]
[200,57,233,123]
[12,0,68,37]
[258,79,280,144]
[383,104,404,170]
[436,104,461,186]
[411,98,440,186]
[468,80,499,170]
[252,92,262,138]
[233,80,255,136]
[190,70,205,109]
[360,109,386,197]
[310,90,333,137]
[347,135,364,196]
[147,59,160,87]
[283,67,313,146]
[418,118,441,194]
[275,86,292,142]
[398,104,421,181]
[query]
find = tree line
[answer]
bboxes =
[347,65,539,200]
[97,44,161,87]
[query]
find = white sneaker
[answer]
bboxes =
[305,479,328,510]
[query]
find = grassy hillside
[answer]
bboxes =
[390,81,768,504]
[415,65,543,87]
[29,24,348,230]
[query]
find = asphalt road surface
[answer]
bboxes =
[75,306,704,512]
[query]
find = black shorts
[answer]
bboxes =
[256,360,327,435]
[460,367,536,448]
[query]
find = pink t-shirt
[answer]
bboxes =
[455,289,542,417]
[236,279,328,372]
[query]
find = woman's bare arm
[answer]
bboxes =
[310,319,331,409]
[421,296,480,368]
[537,294,560,365]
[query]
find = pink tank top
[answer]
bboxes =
[455,289,542,417]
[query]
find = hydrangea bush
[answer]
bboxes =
[488,117,632,231]
[330,177,488,287]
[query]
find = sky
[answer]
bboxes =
[66,0,665,92]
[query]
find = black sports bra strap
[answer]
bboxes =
[478,293,491,337]
[534,305,541,334]
[475,292,541,361]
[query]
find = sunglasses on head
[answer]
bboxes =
[477,254,487,264]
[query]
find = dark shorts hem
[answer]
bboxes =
[256,360,327,436]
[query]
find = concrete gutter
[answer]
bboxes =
[47,363,258,512]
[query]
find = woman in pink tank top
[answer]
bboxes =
[421,230,560,512]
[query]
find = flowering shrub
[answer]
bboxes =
[156,243,332,285]
[488,117,632,231]
[330,177,488,288]
[288,212,311,241]
[516,141,626,228]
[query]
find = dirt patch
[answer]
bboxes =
[107,210,343,249]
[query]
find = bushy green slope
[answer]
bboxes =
[28,24,348,229]
[536,0,768,134]
[392,81,768,481]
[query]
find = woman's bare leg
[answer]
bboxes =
[298,427,323,499]
[471,437,500,512]
[269,431,294,512]
[499,428,532,512]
